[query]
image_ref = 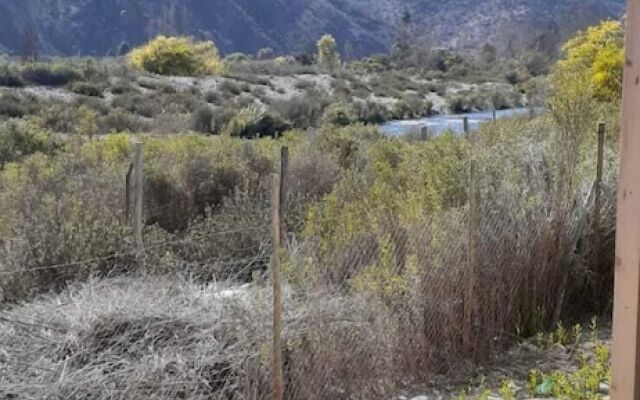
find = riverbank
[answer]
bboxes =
[381,108,539,136]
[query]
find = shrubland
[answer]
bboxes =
[0,24,622,399]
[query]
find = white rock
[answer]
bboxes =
[598,382,610,394]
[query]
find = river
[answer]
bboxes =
[381,108,535,136]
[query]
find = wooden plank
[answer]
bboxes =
[271,172,284,400]
[611,2,640,398]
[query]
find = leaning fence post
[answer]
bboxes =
[271,171,284,400]
[133,142,144,256]
[125,162,134,223]
[463,157,479,357]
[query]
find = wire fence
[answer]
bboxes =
[0,121,618,399]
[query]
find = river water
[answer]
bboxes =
[381,108,534,136]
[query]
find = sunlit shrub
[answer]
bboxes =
[128,36,223,76]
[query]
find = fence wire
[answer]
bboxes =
[0,132,618,399]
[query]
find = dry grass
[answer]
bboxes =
[0,276,411,400]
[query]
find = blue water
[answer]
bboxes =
[381,108,534,136]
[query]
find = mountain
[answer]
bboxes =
[0,0,626,58]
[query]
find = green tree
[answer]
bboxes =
[317,34,340,69]
[553,20,624,102]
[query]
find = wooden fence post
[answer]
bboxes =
[492,110,497,122]
[125,162,134,223]
[279,146,289,245]
[612,1,640,397]
[271,171,284,400]
[593,122,605,251]
[133,142,144,256]
[463,158,478,357]
[590,122,606,309]
[463,117,469,137]
[420,126,428,141]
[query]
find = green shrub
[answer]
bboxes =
[352,100,391,124]
[0,120,58,167]
[223,52,252,64]
[0,65,24,87]
[205,90,222,104]
[98,109,151,133]
[271,90,330,128]
[190,105,215,133]
[109,82,140,95]
[69,81,104,97]
[128,36,223,76]
[392,95,432,119]
[20,63,81,86]
[322,102,357,127]
[219,80,243,97]
[112,93,160,118]
[0,94,27,118]
[223,105,291,138]
[317,34,341,69]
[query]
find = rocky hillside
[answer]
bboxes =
[0,0,626,57]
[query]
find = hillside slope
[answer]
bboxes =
[0,0,626,57]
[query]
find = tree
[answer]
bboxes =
[553,19,624,103]
[116,41,130,56]
[257,47,274,60]
[480,43,497,65]
[317,34,340,69]
[392,8,413,64]
[344,40,356,62]
[21,19,39,63]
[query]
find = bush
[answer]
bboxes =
[223,52,252,64]
[392,95,432,119]
[352,100,391,124]
[322,102,357,127]
[271,90,330,128]
[190,105,215,133]
[317,34,340,69]
[223,105,291,138]
[109,82,139,95]
[0,65,24,87]
[204,90,222,104]
[98,109,151,133]
[20,63,81,86]
[112,93,161,118]
[0,94,27,118]
[219,80,243,97]
[69,81,104,97]
[128,36,223,76]
[0,120,58,167]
